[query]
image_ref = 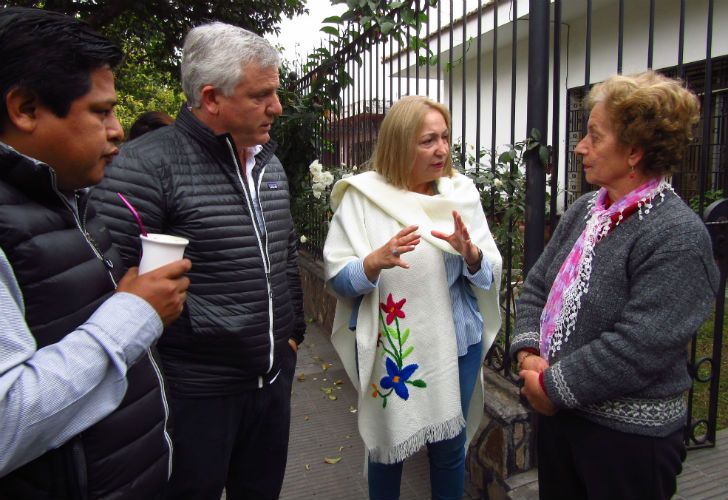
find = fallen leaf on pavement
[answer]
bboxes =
[324,457,342,464]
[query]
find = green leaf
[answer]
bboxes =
[498,150,514,163]
[389,1,406,8]
[402,345,414,359]
[400,328,410,345]
[539,146,550,166]
[382,397,387,408]
[401,9,415,24]
[530,128,542,141]
[320,26,340,36]
[380,20,396,35]
[322,15,343,24]
[409,379,427,388]
[387,326,397,339]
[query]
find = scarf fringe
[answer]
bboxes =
[368,414,466,464]
[543,178,673,358]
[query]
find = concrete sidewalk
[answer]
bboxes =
[279,322,728,499]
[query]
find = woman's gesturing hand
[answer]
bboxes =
[431,210,481,271]
[363,225,420,282]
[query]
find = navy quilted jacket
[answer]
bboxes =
[92,106,306,397]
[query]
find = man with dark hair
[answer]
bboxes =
[93,22,305,500]
[128,111,175,141]
[0,7,191,499]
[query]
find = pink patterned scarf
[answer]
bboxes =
[539,177,673,360]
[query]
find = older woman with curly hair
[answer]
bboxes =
[511,71,719,499]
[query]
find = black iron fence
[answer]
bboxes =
[291,0,726,449]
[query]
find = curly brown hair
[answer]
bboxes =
[585,71,700,176]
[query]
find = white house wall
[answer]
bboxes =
[567,0,728,87]
[336,0,726,213]
[440,0,727,212]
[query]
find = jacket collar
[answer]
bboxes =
[174,104,278,168]
[0,141,65,205]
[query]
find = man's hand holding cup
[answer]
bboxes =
[117,259,192,327]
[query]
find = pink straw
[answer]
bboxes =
[116,192,148,236]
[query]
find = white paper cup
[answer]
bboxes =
[138,233,189,275]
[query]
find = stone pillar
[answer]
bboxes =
[465,368,538,499]
[298,249,337,332]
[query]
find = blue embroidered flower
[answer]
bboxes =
[380,357,419,400]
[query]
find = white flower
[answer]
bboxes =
[321,171,335,185]
[309,159,323,175]
[493,178,504,188]
[312,190,322,199]
[312,171,334,188]
[300,235,308,243]
[352,165,358,171]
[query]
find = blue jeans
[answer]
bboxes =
[367,340,483,500]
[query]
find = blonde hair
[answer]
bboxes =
[372,96,453,189]
[585,71,700,175]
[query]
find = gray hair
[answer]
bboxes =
[181,22,280,108]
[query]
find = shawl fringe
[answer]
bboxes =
[368,414,466,464]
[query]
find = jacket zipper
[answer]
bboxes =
[147,349,174,477]
[52,172,175,480]
[225,139,275,385]
[52,183,118,288]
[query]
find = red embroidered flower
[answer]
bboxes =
[380,293,406,325]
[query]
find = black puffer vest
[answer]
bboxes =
[0,145,171,499]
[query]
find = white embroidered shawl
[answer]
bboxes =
[324,171,502,464]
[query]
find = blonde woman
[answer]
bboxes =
[324,96,502,500]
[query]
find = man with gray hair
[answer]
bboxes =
[92,21,305,500]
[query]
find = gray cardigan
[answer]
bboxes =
[510,190,719,437]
